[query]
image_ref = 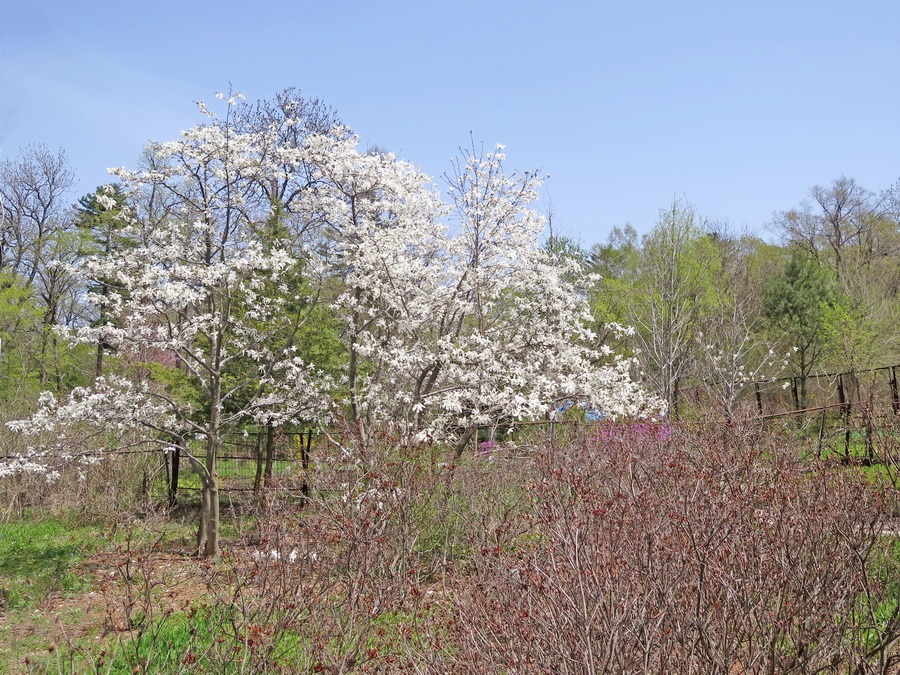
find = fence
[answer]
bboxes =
[163,429,318,504]
[743,364,900,459]
[468,364,900,462]
[750,365,900,418]
[160,365,900,501]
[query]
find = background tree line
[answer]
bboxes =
[586,180,900,416]
[3,133,899,427]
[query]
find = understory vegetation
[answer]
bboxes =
[3,421,900,673]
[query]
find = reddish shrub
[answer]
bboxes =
[448,422,900,673]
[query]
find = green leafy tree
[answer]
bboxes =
[693,230,786,417]
[763,250,838,408]
[626,201,720,415]
[820,299,880,404]
[773,176,900,369]
[0,271,43,406]
[0,145,88,392]
[587,224,640,332]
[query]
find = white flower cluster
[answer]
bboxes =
[318,138,664,440]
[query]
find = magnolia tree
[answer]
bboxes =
[6,91,660,556]
[312,137,662,453]
[8,96,334,556]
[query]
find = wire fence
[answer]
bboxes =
[739,363,900,460]
[470,364,900,463]
[750,364,900,419]
[103,363,900,502]
[162,429,320,503]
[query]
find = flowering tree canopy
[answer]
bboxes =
[10,95,336,555]
[330,140,661,452]
[6,91,660,555]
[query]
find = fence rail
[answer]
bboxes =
[151,364,900,502]
[163,429,318,503]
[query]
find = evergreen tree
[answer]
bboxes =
[763,250,838,408]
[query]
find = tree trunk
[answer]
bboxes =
[203,474,219,557]
[199,375,222,557]
[196,482,208,552]
[168,446,181,508]
[95,341,104,380]
[198,454,220,557]
[196,290,227,555]
[672,377,681,419]
[452,426,477,460]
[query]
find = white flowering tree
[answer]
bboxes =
[7,92,660,557]
[9,96,333,556]
[299,133,449,442]
[319,139,661,453]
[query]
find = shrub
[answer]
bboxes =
[448,422,900,673]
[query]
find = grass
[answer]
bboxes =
[0,512,207,674]
[0,520,98,609]
[0,519,103,674]
[100,609,215,674]
[174,458,301,491]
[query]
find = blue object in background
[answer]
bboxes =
[555,400,606,421]
[583,407,606,422]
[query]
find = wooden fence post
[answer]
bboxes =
[838,374,851,457]
[816,407,827,460]
[891,366,899,416]
[301,430,312,501]
[253,431,265,493]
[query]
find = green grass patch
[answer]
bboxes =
[90,605,315,674]
[0,520,98,608]
[173,458,300,491]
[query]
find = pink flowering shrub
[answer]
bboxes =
[588,420,673,444]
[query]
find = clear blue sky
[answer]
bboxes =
[2,0,898,246]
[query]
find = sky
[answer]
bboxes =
[2,0,899,247]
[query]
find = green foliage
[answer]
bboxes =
[627,201,722,407]
[0,268,95,403]
[0,271,42,401]
[73,184,133,258]
[763,250,839,374]
[292,298,347,379]
[143,361,203,411]
[587,225,640,328]
[764,250,836,343]
[588,224,639,281]
[72,184,136,379]
[639,202,722,314]
[543,234,587,267]
[820,298,879,372]
[215,262,346,427]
